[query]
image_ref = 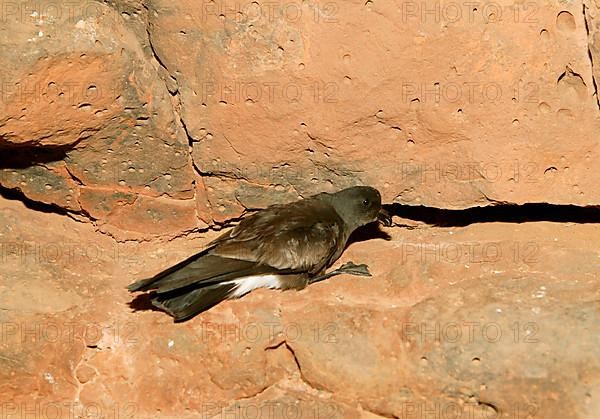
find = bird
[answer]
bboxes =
[127,185,392,321]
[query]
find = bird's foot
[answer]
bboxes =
[337,261,372,277]
[308,261,371,284]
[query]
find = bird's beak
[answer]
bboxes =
[377,208,393,227]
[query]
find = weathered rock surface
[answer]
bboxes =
[0,1,197,238]
[1,196,599,418]
[148,0,600,212]
[1,1,599,418]
[1,0,600,237]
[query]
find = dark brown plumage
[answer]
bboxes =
[128,186,388,321]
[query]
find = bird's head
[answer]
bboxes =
[329,186,384,231]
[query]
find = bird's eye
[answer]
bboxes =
[362,199,370,207]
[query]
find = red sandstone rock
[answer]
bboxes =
[1,1,599,418]
[2,195,599,418]
[0,1,196,238]
[1,1,599,234]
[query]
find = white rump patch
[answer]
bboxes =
[225,274,282,298]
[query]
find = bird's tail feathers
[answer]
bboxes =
[128,253,293,321]
[152,282,239,322]
[127,251,207,292]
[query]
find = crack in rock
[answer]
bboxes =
[265,340,331,395]
[583,2,600,110]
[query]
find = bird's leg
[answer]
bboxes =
[308,261,372,284]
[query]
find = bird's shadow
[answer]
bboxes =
[128,293,162,313]
[346,221,391,248]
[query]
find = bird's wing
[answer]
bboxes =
[127,254,274,293]
[210,198,345,273]
[128,196,344,294]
